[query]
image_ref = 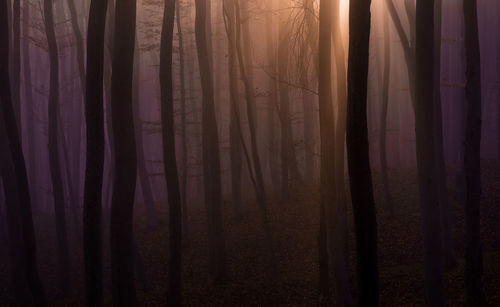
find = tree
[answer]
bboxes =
[83,0,108,304]
[44,0,71,293]
[223,0,243,220]
[415,0,445,305]
[346,0,379,305]
[109,0,138,304]
[194,0,228,282]
[160,0,183,304]
[380,3,394,215]
[463,0,484,304]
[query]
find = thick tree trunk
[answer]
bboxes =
[109,0,138,304]
[415,0,446,305]
[463,0,484,304]
[83,0,108,304]
[0,3,46,302]
[44,0,71,293]
[160,0,183,304]
[194,0,228,282]
[346,0,379,305]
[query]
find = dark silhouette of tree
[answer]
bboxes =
[83,0,108,304]
[1,1,46,304]
[160,0,183,304]
[194,0,228,282]
[415,0,445,305]
[12,0,20,135]
[109,0,138,304]
[223,0,243,220]
[317,0,335,303]
[346,0,379,305]
[44,0,71,293]
[463,0,484,304]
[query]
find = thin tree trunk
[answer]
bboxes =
[44,0,71,292]
[12,0,21,136]
[463,0,484,304]
[176,1,190,238]
[109,0,138,303]
[346,0,379,305]
[194,0,228,283]
[380,4,394,215]
[83,0,108,304]
[223,0,243,220]
[133,40,158,229]
[160,0,183,304]
[415,0,445,305]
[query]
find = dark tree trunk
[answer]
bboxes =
[176,1,189,239]
[463,0,484,304]
[160,0,183,304]
[0,99,33,306]
[318,0,333,303]
[194,0,228,283]
[44,0,71,293]
[83,0,108,304]
[0,3,46,303]
[224,0,243,220]
[415,0,445,305]
[346,0,379,305]
[265,0,280,192]
[380,5,394,215]
[12,0,20,137]
[434,0,456,268]
[22,0,36,209]
[109,0,138,304]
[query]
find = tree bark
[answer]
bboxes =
[194,0,228,282]
[346,0,379,305]
[109,0,138,304]
[463,0,484,304]
[83,0,108,304]
[160,0,183,304]
[415,0,446,305]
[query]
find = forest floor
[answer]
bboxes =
[1,160,499,306]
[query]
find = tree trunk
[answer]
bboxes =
[463,0,484,304]
[83,0,108,304]
[0,3,46,303]
[224,0,243,220]
[176,0,190,239]
[346,0,379,305]
[380,4,394,215]
[12,0,21,135]
[160,0,183,304]
[133,40,158,229]
[109,0,138,303]
[44,0,71,293]
[194,0,228,283]
[415,0,445,305]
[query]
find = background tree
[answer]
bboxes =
[160,0,183,304]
